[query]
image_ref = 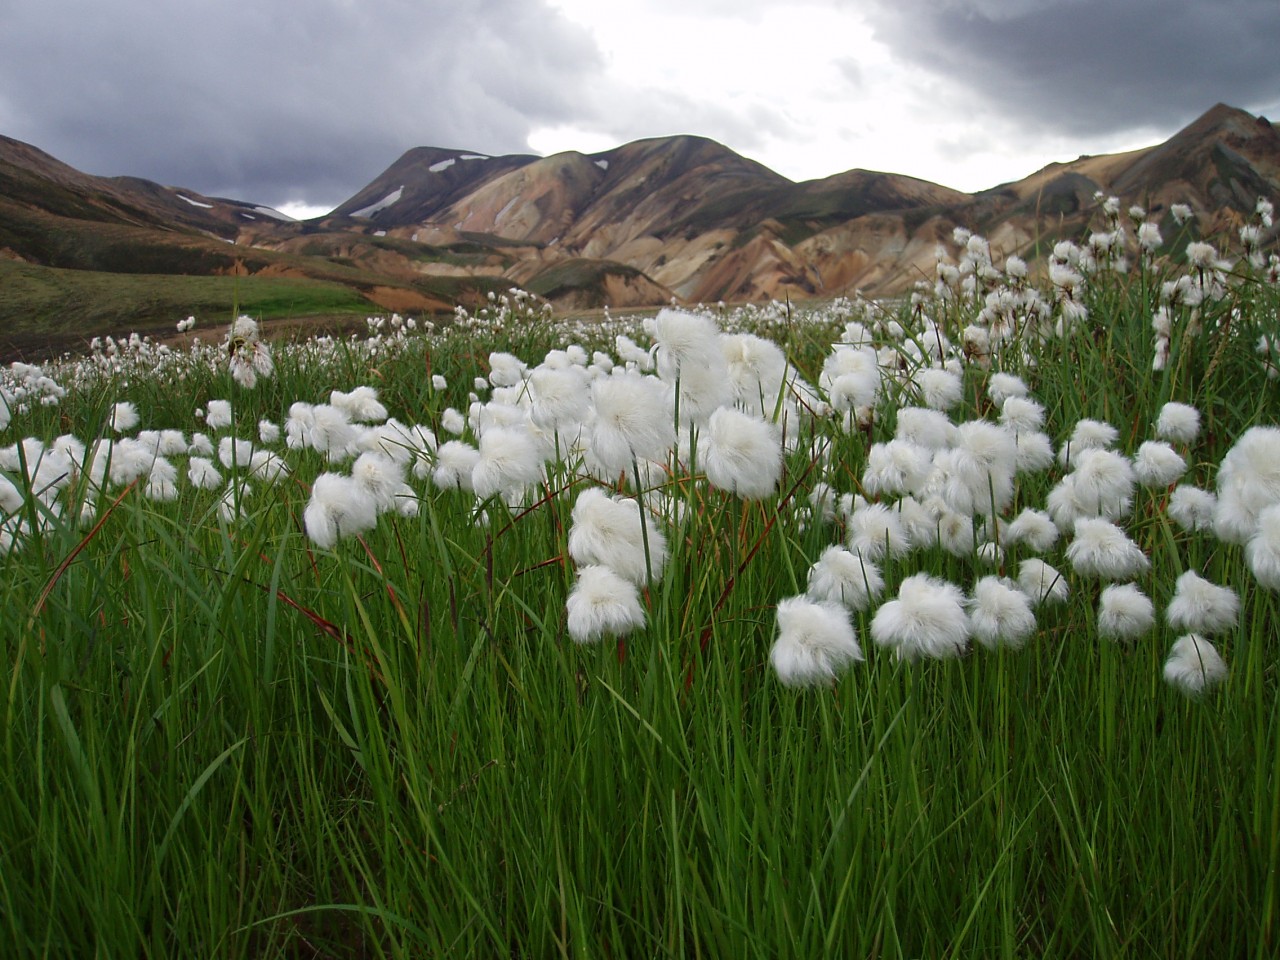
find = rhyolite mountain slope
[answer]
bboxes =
[3,102,1278,345]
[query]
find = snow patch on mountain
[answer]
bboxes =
[350,187,404,219]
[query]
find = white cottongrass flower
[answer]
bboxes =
[722,333,788,416]
[247,450,289,485]
[308,405,359,461]
[935,508,975,557]
[351,452,407,513]
[703,407,782,500]
[331,386,388,424]
[589,372,675,476]
[1018,558,1069,605]
[1155,402,1200,444]
[143,457,179,502]
[441,407,466,436]
[1006,508,1058,552]
[109,401,140,434]
[999,396,1046,433]
[938,420,1017,517]
[1246,504,1280,589]
[770,596,864,687]
[487,352,527,388]
[915,367,963,411]
[871,572,970,661]
[1167,485,1217,532]
[304,473,379,549]
[1166,569,1240,635]
[805,545,884,611]
[862,440,930,497]
[205,399,233,431]
[1214,426,1280,543]
[432,441,479,491]
[565,565,646,644]
[568,487,667,584]
[1163,634,1228,696]
[846,502,911,561]
[432,374,448,391]
[988,373,1028,406]
[189,433,215,457]
[1068,448,1135,519]
[969,576,1036,650]
[218,436,255,470]
[472,425,545,501]
[258,419,280,445]
[528,366,591,433]
[1097,583,1155,641]
[1133,441,1187,488]
[1066,518,1150,579]
[895,407,957,451]
[1058,419,1118,468]
[646,308,723,382]
[187,457,222,491]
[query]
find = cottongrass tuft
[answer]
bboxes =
[1155,402,1201,444]
[1214,426,1280,543]
[703,407,782,500]
[565,565,646,644]
[109,401,140,434]
[770,596,864,687]
[1166,569,1240,635]
[968,576,1036,650]
[1018,558,1069,606]
[871,572,970,661]
[1168,486,1217,532]
[1066,518,1150,579]
[304,473,378,549]
[1097,583,1155,641]
[805,545,884,611]
[1163,634,1228,696]
[846,502,912,561]
[568,487,667,584]
[1133,441,1187,488]
[1005,508,1058,552]
[1245,503,1280,589]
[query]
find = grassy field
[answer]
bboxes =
[0,205,1278,957]
[0,259,378,357]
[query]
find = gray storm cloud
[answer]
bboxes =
[859,0,1280,135]
[0,0,607,206]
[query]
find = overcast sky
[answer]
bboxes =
[2,0,1278,218]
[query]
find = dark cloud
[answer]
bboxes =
[860,0,1280,136]
[0,0,605,207]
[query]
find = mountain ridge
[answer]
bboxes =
[1,102,1277,354]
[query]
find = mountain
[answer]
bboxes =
[2,103,1277,356]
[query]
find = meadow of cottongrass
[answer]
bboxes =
[1,195,1279,957]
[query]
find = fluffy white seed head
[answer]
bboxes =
[1066,518,1150,579]
[806,545,884,611]
[566,565,646,644]
[770,596,864,687]
[1133,441,1187,488]
[1018,558,1070,605]
[568,487,667,584]
[1246,504,1280,589]
[1098,583,1155,641]
[703,408,782,500]
[969,576,1037,650]
[304,473,378,549]
[1006,508,1059,552]
[870,573,970,661]
[1155,402,1201,444]
[1166,569,1240,635]
[1163,634,1228,696]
